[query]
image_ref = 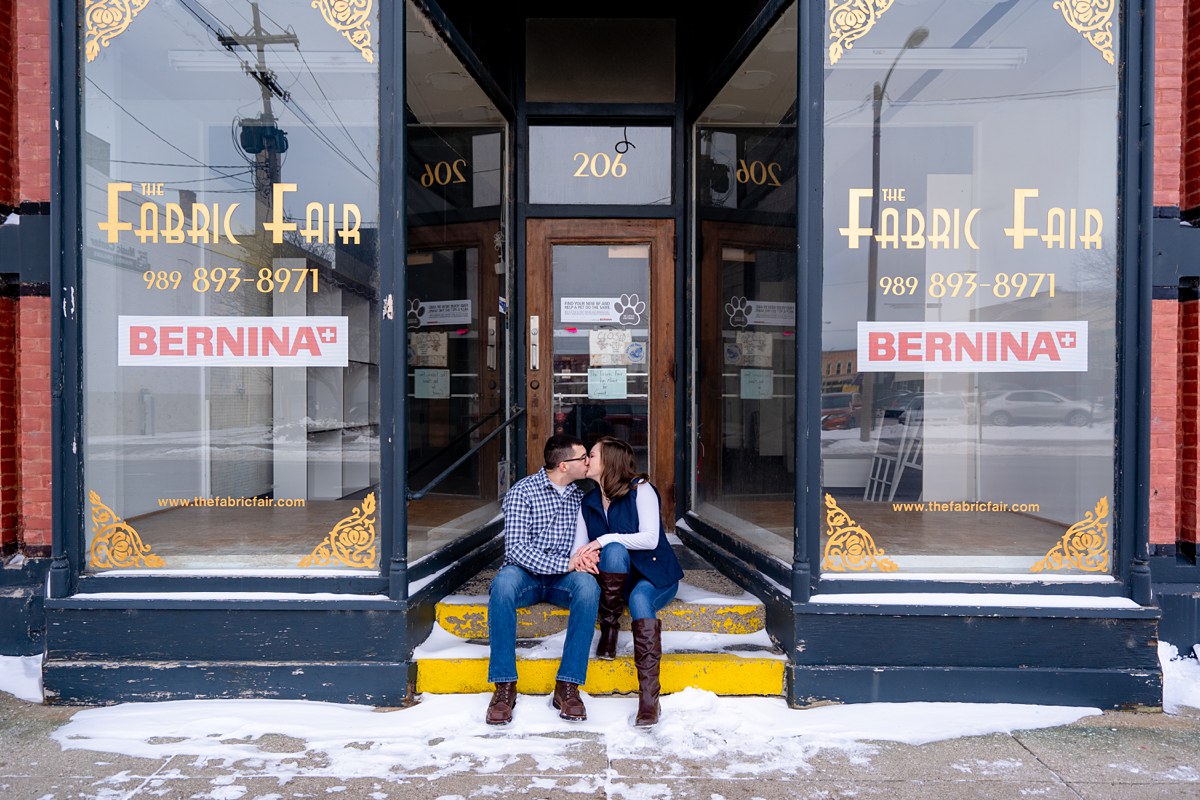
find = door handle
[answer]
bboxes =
[529,315,540,371]
[487,315,497,371]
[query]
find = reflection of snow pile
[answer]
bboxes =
[1161,642,1200,715]
[49,691,1098,782]
[0,654,42,703]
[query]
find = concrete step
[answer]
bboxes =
[412,623,786,696]
[417,546,783,696]
[436,566,765,639]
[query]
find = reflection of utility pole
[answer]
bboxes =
[860,28,928,442]
[219,3,297,229]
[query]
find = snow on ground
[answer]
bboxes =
[0,653,42,702]
[49,690,1099,782]
[0,635,1194,785]
[1161,642,1200,715]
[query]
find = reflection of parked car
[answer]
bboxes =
[877,390,917,419]
[899,393,970,426]
[821,392,861,430]
[981,390,1092,427]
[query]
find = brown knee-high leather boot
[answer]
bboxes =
[631,617,662,726]
[596,571,627,660]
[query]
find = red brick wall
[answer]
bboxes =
[1156,297,1185,546]
[1180,298,1200,548]
[15,296,52,554]
[1185,0,1200,210]
[0,295,16,556]
[1159,0,1186,207]
[15,3,49,204]
[0,3,16,208]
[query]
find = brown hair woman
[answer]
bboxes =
[569,436,683,726]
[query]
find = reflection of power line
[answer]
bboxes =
[86,78,240,177]
[179,0,377,186]
[112,159,249,169]
[826,84,1113,126]
[292,44,374,174]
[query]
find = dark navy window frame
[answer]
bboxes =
[49,0,515,597]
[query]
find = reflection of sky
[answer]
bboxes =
[83,0,380,232]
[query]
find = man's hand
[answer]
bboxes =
[570,542,601,574]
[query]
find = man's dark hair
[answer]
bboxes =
[544,434,585,470]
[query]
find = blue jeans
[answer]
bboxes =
[599,543,678,620]
[487,564,600,686]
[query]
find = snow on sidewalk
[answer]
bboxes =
[0,640,1191,783]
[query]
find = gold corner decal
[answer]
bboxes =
[299,492,377,568]
[828,0,895,66]
[1054,0,1115,65]
[1032,496,1110,573]
[311,0,374,64]
[822,493,899,573]
[85,0,152,63]
[88,490,165,569]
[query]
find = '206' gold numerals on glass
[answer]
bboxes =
[735,160,783,187]
[419,159,468,188]
[143,267,319,294]
[573,152,627,178]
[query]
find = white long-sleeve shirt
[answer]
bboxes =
[572,483,661,553]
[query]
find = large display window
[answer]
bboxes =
[405,1,509,563]
[820,0,1119,575]
[692,4,798,562]
[82,0,381,571]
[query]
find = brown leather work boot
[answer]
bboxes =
[596,571,628,660]
[486,681,517,725]
[551,680,588,721]
[632,618,662,726]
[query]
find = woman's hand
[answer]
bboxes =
[570,541,601,574]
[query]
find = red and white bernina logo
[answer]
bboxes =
[857,321,1088,373]
[118,316,349,367]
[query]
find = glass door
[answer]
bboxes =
[525,219,675,521]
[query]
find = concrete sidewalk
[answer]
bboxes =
[1,691,1199,800]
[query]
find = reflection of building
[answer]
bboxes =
[0,0,1194,712]
[820,348,858,392]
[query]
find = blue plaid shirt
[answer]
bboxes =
[501,468,583,575]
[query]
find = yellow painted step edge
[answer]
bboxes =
[437,603,765,639]
[416,653,784,696]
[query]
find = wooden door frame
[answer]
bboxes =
[526,218,676,524]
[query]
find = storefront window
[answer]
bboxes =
[821,1,1118,575]
[406,2,508,562]
[82,1,381,571]
[692,4,797,562]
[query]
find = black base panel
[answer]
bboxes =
[43,662,412,706]
[787,665,1163,710]
[1157,590,1200,654]
[0,591,44,655]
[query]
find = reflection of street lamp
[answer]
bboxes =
[860,27,929,441]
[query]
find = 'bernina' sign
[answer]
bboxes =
[857,321,1088,373]
[118,316,349,367]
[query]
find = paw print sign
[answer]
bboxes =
[614,293,645,326]
[407,298,427,329]
[726,296,752,328]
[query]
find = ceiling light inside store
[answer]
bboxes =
[729,70,775,90]
[832,47,1027,70]
[764,27,797,53]
[704,104,745,121]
